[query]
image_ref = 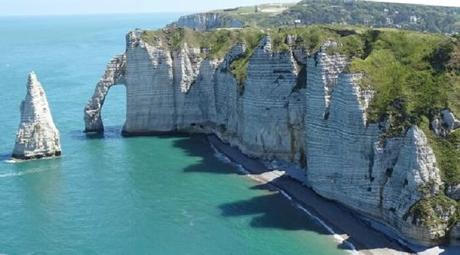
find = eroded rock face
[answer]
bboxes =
[12,72,61,160]
[84,54,126,133]
[304,49,447,245]
[431,109,460,137]
[84,32,454,246]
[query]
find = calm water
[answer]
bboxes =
[0,14,347,254]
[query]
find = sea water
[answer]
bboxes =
[0,14,347,254]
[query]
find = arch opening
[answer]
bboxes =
[84,54,126,133]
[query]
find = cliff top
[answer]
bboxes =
[171,0,460,34]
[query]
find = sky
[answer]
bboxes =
[0,0,459,16]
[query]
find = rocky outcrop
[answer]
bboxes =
[84,54,126,132]
[431,109,460,137]
[171,13,243,31]
[85,31,456,246]
[448,184,460,200]
[304,49,448,245]
[12,72,61,160]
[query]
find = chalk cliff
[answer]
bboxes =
[171,13,243,31]
[85,30,458,246]
[84,54,126,132]
[13,72,61,160]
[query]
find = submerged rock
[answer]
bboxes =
[12,72,61,160]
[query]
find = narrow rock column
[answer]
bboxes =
[12,72,61,160]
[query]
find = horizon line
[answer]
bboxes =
[0,11,190,18]
[1,0,459,17]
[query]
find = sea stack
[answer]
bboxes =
[12,72,61,160]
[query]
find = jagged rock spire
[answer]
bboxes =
[12,72,61,160]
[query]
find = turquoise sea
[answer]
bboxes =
[0,14,347,254]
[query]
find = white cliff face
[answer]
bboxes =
[305,49,447,245]
[13,72,61,160]
[84,32,455,246]
[233,37,303,161]
[172,13,243,31]
[84,54,126,132]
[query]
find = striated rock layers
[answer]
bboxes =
[13,72,61,160]
[85,31,457,246]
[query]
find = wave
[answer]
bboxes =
[210,143,249,175]
[210,141,358,254]
[0,168,47,178]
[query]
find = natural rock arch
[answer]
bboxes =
[84,54,126,133]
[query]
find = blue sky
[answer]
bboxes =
[1,0,459,16]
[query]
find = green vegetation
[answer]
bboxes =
[407,195,458,230]
[230,48,253,90]
[141,27,264,60]
[422,117,460,186]
[283,0,460,34]
[349,30,459,186]
[141,27,264,90]
[213,3,295,28]
[206,0,460,34]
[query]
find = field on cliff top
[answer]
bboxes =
[197,0,460,34]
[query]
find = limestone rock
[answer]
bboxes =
[84,32,455,246]
[431,109,460,137]
[171,13,243,31]
[12,72,61,160]
[447,184,460,200]
[84,54,126,133]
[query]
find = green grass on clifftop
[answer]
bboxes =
[141,27,264,59]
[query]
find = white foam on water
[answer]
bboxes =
[210,141,358,254]
[289,196,358,255]
[4,159,17,164]
[211,143,249,175]
[0,168,47,178]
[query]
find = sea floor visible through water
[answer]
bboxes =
[0,14,349,254]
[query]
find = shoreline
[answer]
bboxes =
[207,134,412,255]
